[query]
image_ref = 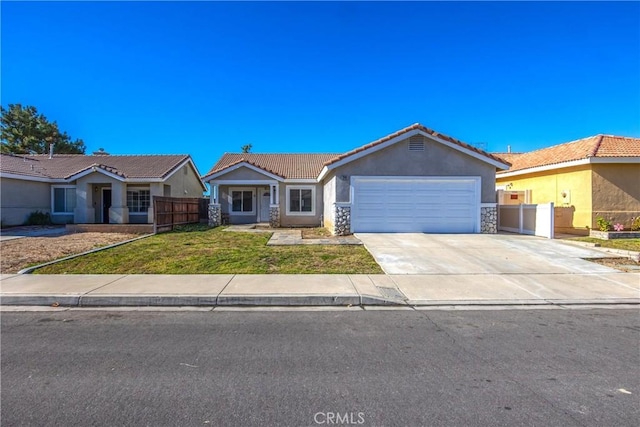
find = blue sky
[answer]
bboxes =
[2,1,639,176]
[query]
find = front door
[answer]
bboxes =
[260,191,270,223]
[102,189,112,224]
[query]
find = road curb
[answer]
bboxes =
[2,295,637,307]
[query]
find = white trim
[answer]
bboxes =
[126,187,151,214]
[228,187,256,216]
[590,156,640,164]
[480,202,497,208]
[209,179,278,186]
[0,172,64,183]
[51,185,77,215]
[65,167,126,182]
[202,162,284,182]
[497,156,640,179]
[283,178,317,183]
[317,166,330,182]
[285,185,316,216]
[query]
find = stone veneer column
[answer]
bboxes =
[481,206,497,234]
[269,206,280,228]
[334,204,352,236]
[208,204,222,227]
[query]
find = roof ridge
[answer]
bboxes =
[589,135,605,157]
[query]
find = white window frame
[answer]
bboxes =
[286,185,316,216]
[51,185,76,215]
[228,187,256,215]
[126,186,151,215]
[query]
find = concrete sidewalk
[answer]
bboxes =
[1,272,638,307]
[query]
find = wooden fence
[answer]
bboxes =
[153,196,207,233]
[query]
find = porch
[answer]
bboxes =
[208,181,280,227]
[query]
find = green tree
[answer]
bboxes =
[1,104,86,154]
[241,144,252,153]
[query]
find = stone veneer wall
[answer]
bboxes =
[334,204,351,236]
[480,206,497,234]
[269,206,280,228]
[208,204,221,227]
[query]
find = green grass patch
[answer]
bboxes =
[35,225,383,274]
[568,237,640,252]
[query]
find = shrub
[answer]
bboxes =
[631,216,640,232]
[24,210,52,226]
[595,216,612,232]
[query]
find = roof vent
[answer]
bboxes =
[93,148,110,156]
[408,136,425,152]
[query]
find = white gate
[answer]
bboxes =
[498,203,554,239]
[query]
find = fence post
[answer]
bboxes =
[518,204,524,234]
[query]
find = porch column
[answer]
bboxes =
[269,182,280,228]
[109,182,129,224]
[147,183,163,224]
[74,183,95,223]
[208,181,222,227]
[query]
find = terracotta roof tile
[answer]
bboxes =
[323,123,508,167]
[204,153,339,180]
[0,153,192,180]
[496,135,640,173]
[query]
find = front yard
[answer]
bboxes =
[34,226,383,274]
[567,237,640,252]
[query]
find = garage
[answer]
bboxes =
[351,176,481,233]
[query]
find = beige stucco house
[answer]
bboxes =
[496,135,640,235]
[203,123,510,235]
[0,152,205,226]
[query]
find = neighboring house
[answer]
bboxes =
[203,123,510,235]
[0,153,205,226]
[495,135,640,235]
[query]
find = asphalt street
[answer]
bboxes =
[2,308,639,426]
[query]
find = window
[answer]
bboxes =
[127,189,151,213]
[52,187,76,214]
[286,186,315,216]
[231,189,254,214]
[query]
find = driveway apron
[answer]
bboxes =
[355,233,620,275]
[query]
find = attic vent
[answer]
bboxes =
[408,136,425,152]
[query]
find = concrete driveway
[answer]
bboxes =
[355,233,620,275]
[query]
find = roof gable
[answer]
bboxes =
[318,124,510,179]
[0,154,203,188]
[497,134,640,174]
[203,153,338,181]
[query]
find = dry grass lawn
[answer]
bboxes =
[0,232,139,273]
[34,225,382,274]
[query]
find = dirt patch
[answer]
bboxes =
[587,257,640,273]
[0,232,140,273]
[301,228,332,239]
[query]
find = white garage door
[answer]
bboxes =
[352,177,480,233]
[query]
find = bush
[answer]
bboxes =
[24,210,52,226]
[632,216,640,232]
[595,216,612,232]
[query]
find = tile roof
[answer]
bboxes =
[206,123,509,180]
[496,135,640,174]
[324,123,509,167]
[0,153,192,180]
[205,153,339,180]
